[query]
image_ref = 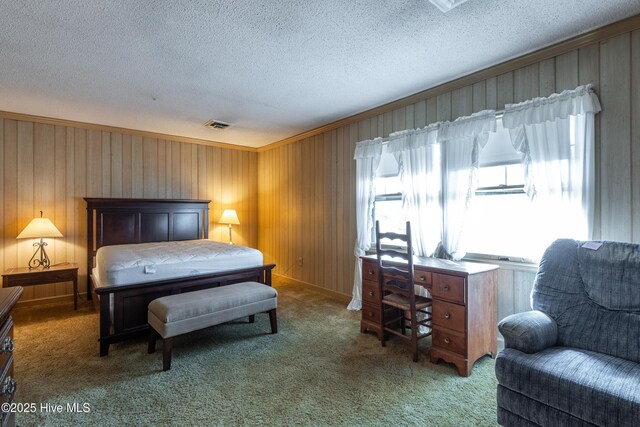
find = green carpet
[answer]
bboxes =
[14,281,498,426]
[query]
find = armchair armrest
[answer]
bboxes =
[498,310,558,354]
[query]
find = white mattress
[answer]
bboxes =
[94,240,263,287]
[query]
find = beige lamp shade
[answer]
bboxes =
[218,209,240,225]
[17,217,63,239]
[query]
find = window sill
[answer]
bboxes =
[463,255,539,272]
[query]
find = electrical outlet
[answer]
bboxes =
[297,257,303,267]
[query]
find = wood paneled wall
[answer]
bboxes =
[0,118,258,303]
[258,30,640,318]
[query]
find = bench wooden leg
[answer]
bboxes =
[163,337,173,371]
[249,314,255,323]
[148,329,157,354]
[269,309,278,334]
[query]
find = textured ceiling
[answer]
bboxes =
[1,1,639,148]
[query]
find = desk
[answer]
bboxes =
[2,263,78,310]
[360,255,498,376]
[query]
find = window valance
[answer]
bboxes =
[386,122,440,153]
[502,84,601,128]
[437,110,496,142]
[353,138,383,159]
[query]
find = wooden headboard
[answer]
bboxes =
[85,198,210,295]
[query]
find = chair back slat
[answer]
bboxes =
[377,231,407,241]
[377,248,411,263]
[375,221,414,300]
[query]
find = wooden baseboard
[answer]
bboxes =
[273,274,351,304]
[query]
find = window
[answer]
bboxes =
[374,176,403,233]
[372,148,404,243]
[465,119,536,262]
[369,109,590,262]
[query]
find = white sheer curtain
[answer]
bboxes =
[387,124,441,333]
[348,138,382,311]
[438,110,496,260]
[387,122,442,257]
[502,84,601,257]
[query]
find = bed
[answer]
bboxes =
[85,198,275,356]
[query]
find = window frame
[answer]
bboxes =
[371,191,404,250]
[464,160,537,264]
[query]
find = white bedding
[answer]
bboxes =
[93,240,263,287]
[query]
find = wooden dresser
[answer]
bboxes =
[0,287,22,427]
[360,255,498,376]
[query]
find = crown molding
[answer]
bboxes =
[0,110,258,153]
[258,13,640,153]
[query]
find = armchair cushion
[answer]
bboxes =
[578,240,640,311]
[498,310,557,354]
[496,347,640,427]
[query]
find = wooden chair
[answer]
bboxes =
[375,221,433,362]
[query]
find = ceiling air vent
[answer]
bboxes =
[428,0,471,13]
[203,120,230,130]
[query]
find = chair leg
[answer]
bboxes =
[411,307,418,362]
[380,305,386,347]
[401,311,406,336]
[249,314,255,323]
[148,329,157,354]
[162,337,173,371]
[269,309,278,334]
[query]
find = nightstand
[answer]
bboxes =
[2,263,79,310]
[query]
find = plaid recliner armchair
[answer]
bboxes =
[495,239,640,426]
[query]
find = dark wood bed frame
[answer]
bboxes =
[85,198,275,356]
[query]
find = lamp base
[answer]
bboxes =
[228,224,234,245]
[27,239,51,269]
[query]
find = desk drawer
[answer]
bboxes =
[433,327,466,356]
[362,280,380,306]
[361,303,381,325]
[414,269,432,287]
[432,300,465,333]
[362,261,378,281]
[432,273,465,304]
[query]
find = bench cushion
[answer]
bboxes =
[148,282,277,338]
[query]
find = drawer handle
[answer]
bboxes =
[1,376,16,396]
[368,312,375,317]
[1,337,14,353]
[444,337,451,345]
[443,284,450,291]
[368,291,374,297]
[419,275,426,281]
[368,269,375,276]
[444,312,451,319]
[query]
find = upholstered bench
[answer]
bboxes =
[147,281,278,371]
